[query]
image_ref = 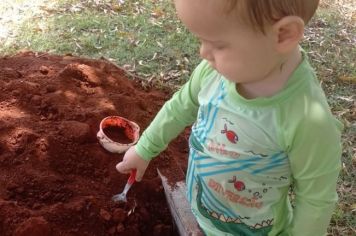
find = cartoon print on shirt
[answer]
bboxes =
[246,150,268,158]
[265,175,289,181]
[222,117,234,125]
[221,124,238,144]
[243,182,272,199]
[228,176,246,191]
[245,176,289,200]
[227,177,272,201]
[197,178,274,231]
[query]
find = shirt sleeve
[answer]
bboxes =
[135,60,212,160]
[282,102,343,236]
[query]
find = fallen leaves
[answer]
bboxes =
[339,76,356,83]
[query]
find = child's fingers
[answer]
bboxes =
[115,145,149,181]
[135,168,146,182]
[115,162,131,174]
[116,162,146,181]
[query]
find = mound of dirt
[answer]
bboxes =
[0,51,189,236]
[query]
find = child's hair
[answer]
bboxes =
[226,0,320,32]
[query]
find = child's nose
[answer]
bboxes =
[199,44,214,62]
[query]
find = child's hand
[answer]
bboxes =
[116,146,149,182]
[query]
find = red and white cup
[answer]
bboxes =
[97,116,140,153]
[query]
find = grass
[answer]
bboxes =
[0,0,199,86]
[0,0,355,235]
[302,3,356,235]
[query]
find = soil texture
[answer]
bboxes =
[0,51,190,236]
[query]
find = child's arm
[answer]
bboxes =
[284,110,343,236]
[116,61,212,180]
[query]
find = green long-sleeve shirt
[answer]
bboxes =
[136,52,342,236]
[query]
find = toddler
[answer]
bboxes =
[116,0,343,235]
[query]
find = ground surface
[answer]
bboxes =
[0,51,189,236]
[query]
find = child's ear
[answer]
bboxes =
[272,16,304,53]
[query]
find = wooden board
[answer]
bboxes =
[157,169,204,236]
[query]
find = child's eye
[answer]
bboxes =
[215,44,227,50]
[198,38,227,51]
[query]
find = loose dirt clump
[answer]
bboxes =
[0,51,189,236]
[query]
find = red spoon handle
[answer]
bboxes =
[127,169,137,185]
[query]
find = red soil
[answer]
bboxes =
[0,51,189,236]
[103,126,132,144]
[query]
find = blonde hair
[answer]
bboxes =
[226,0,319,32]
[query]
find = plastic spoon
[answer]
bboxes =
[112,169,137,202]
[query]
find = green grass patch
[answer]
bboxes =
[301,3,356,234]
[0,0,200,82]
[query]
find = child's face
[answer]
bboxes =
[174,0,282,84]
